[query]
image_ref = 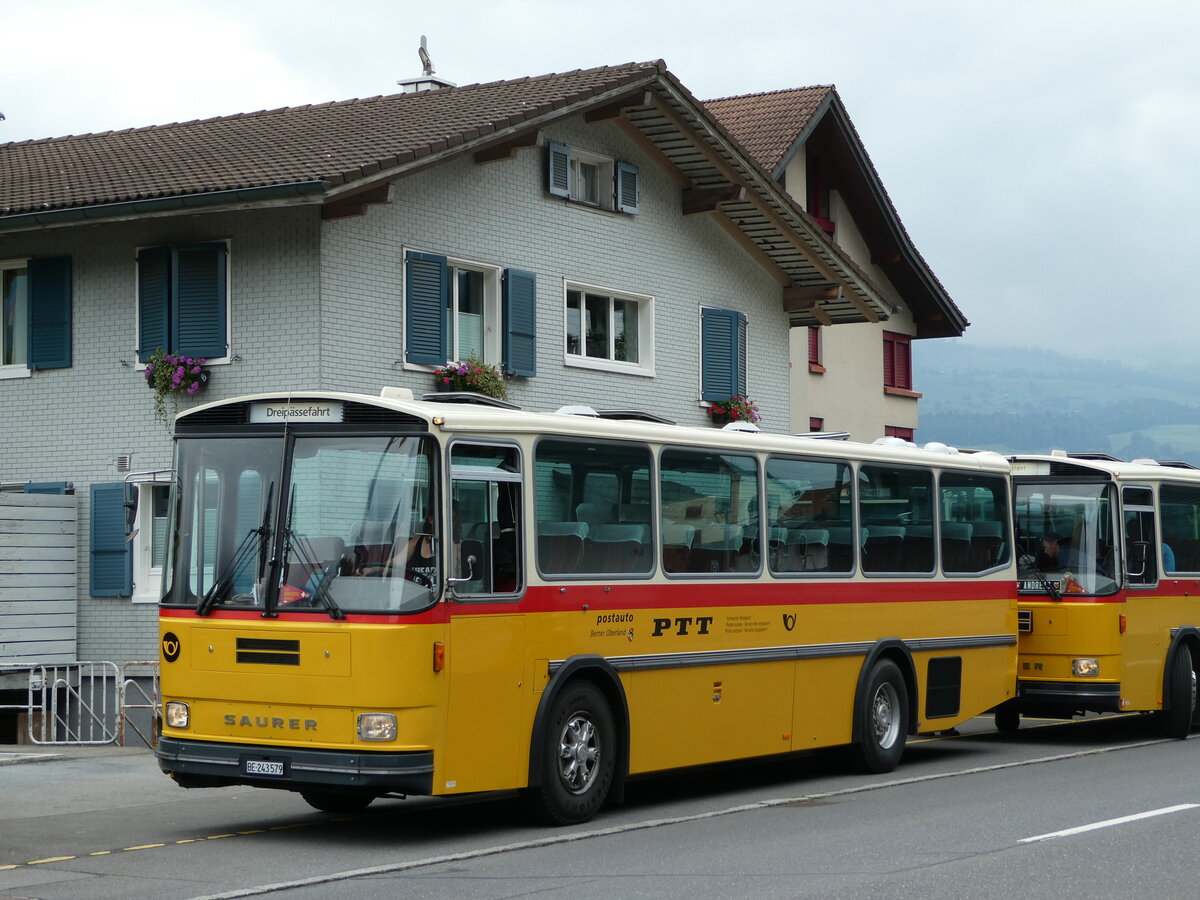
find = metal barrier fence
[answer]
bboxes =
[0,661,159,747]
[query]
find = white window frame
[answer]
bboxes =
[570,149,616,210]
[0,257,31,380]
[131,476,173,604]
[133,240,233,369]
[446,255,502,366]
[563,279,655,377]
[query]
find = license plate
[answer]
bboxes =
[244,759,285,776]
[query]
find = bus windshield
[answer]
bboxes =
[164,434,439,614]
[1014,480,1118,596]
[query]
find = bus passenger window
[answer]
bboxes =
[939,473,1010,573]
[765,456,853,574]
[451,443,522,596]
[660,448,759,575]
[859,465,933,574]
[1159,483,1200,574]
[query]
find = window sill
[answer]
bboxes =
[884,386,923,399]
[0,365,32,380]
[808,363,826,375]
[564,356,654,378]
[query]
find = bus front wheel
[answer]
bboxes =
[853,659,908,773]
[300,790,375,813]
[524,681,615,826]
[1161,644,1196,739]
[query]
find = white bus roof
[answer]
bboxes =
[179,389,1011,474]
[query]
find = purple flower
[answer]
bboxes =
[190,365,200,374]
[186,383,200,394]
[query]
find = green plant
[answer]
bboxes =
[144,348,209,425]
[433,355,510,401]
[707,395,761,424]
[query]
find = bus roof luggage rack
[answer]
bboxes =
[1063,451,1124,462]
[595,409,676,425]
[794,431,851,441]
[1158,461,1200,470]
[420,391,521,410]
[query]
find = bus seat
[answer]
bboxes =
[968,520,1004,570]
[827,525,864,571]
[584,523,650,573]
[902,524,934,572]
[619,503,651,524]
[784,528,830,572]
[661,522,695,572]
[693,524,745,573]
[576,501,616,531]
[538,521,589,574]
[352,521,396,569]
[864,526,905,571]
[940,521,974,572]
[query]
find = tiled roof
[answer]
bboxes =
[0,62,665,217]
[704,86,831,176]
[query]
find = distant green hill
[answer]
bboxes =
[914,341,1200,465]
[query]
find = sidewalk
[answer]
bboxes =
[0,743,152,766]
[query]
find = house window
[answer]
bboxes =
[808,326,825,373]
[885,425,914,442]
[809,417,824,432]
[1,261,28,371]
[701,308,747,402]
[883,331,913,391]
[1,256,72,377]
[564,283,653,375]
[133,482,171,603]
[136,243,229,363]
[406,251,537,376]
[547,142,640,214]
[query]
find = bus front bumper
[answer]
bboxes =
[1016,679,1122,714]
[156,736,434,794]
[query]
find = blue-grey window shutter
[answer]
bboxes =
[173,243,227,360]
[615,162,640,214]
[90,482,132,597]
[137,247,170,363]
[27,257,72,370]
[547,141,571,197]
[701,308,746,401]
[25,482,70,494]
[502,268,537,377]
[405,252,449,366]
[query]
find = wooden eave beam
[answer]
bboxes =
[474,129,542,164]
[584,90,654,123]
[782,285,836,326]
[682,185,746,215]
[321,183,392,220]
[612,118,690,188]
[648,93,880,322]
[710,212,790,286]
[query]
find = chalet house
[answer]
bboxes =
[0,60,921,674]
[707,87,967,441]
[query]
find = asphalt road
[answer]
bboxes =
[1,714,1196,899]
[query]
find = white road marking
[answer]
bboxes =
[1020,803,1200,843]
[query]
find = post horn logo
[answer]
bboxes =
[161,632,181,663]
[782,613,797,632]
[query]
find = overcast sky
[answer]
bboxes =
[4,0,1196,369]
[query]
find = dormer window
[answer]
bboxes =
[547,142,640,214]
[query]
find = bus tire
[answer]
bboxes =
[1162,644,1196,739]
[523,681,615,826]
[994,706,1020,734]
[300,790,375,813]
[853,659,908,773]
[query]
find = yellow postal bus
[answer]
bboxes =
[1000,451,1200,735]
[156,389,1017,823]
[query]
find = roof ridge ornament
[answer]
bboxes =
[398,36,457,93]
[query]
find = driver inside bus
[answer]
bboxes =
[357,509,436,584]
[1038,533,1076,571]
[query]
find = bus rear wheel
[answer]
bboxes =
[300,790,375,813]
[853,659,908,773]
[523,681,615,826]
[1161,644,1196,739]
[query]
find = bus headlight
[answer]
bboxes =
[357,713,397,742]
[165,701,190,728]
[1073,658,1100,677]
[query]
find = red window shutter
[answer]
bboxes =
[808,326,820,365]
[883,332,912,390]
[809,417,824,432]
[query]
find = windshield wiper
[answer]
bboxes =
[1018,552,1062,602]
[197,481,276,616]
